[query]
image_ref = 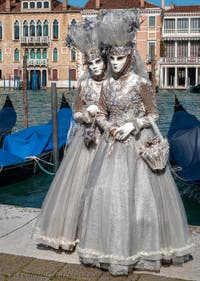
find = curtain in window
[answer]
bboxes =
[30,20,35,36]
[191,18,200,33]
[177,41,188,57]
[30,49,35,59]
[177,19,188,33]
[37,49,41,59]
[43,20,49,36]
[23,21,28,37]
[165,41,175,57]
[164,19,175,32]
[37,20,42,36]
[191,41,200,57]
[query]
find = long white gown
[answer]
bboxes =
[34,77,103,251]
[77,70,193,275]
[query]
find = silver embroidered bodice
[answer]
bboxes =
[97,71,158,132]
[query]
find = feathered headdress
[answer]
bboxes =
[66,18,101,62]
[97,9,140,56]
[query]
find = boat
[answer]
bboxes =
[189,84,200,93]
[167,95,200,202]
[0,95,17,141]
[0,95,73,186]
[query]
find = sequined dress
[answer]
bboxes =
[77,71,193,275]
[34,77,103,251]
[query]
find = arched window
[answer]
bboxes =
[37,49,41,59]
[30,20,35,36]
[14,48,20,61]
[37,2,42,8]
[30,2,35,8]
[53,20,59,39]
[14,20,19,40]
[23,2,28,8]
[71,47,76,61]
[30,49,35,59]
[23,20,28,37]
[71,19,77,26]
[43,20,49,36]
[25,49,29,59]
[0,22,2,39]
[36,20,42,36]
[0,49,2,61]
[53,48,58,61]
[43,48,47,59]
[44,1,49,8]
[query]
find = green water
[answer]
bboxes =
[0,89,200,225]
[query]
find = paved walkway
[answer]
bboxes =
[0,204,199,281]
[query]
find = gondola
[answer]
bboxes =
[189,84,200,93]
[0,95,17,140]
[167,95,200,202]
[0,95,74,186]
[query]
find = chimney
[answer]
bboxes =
[63,0,67,11]
[95,0,100,9]
[5,0,11,12]
[140,0,145,8]
[162,0,165,9]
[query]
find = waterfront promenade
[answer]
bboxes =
[0,204,200,281]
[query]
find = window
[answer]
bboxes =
[0,49,2,61]
[23,2,28,8]
[149,16,155,27]
[191,18,200,33]
[53,20,59,39]
[30,2,35,8]
[52,69,58,80]
[37,49,41,59]
[14,48,20,61]
[165,41,175,57]
[30,20,35,36]
[148,41,156,58]
[190,41,200,57]
[37,20,42,36]
[43,48,47,59]
[164,19,175,33]
[14,20,19,40]
[23,21,28,37]
[177,19,188,33]
[44,1,49,8]
[53,48,58,61]
[43,20,49,36]
[25,49,29,59]
[0,22,2,39]
[71,47,76,61]
[70,69,77,81]
[177,41,188,57]
[0,69,2,79]
[30,49,35,59]
[37,2,42,8]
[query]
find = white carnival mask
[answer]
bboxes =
[109,54,128,73]
[88,57,105,76]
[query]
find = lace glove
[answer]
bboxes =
[87,105,99,117]
[115,123,135,141]
[74,111,92,124]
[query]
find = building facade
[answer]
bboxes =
[0,0,81,89]
[160,5,200,89]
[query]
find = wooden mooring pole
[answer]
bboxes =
[151,45,156,93]
[51,82,59,172]
[23,55,28,128]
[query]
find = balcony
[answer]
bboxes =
[160,57,200,65]
[27,59,48,67]
[21,36,49,46]
[163,28,200,38]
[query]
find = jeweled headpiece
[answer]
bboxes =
[66,18,101,62]
[97,10,140,56]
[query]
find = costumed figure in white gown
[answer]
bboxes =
[77,10,193,275]
[34,18,107,251]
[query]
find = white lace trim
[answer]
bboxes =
[35,230,79,251]
[77,243,193,265]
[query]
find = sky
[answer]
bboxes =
[68,0,200,8]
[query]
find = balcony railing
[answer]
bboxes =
[27,58,48,67]
[21,36,49,45]
[160,57,200,64]
[163,28,200,36]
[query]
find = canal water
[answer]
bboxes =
[0,89,200,225]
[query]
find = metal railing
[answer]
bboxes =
[21,36,49,45]
[163,28,200,35]
[27,58,48,67]
[160,57,200,64]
